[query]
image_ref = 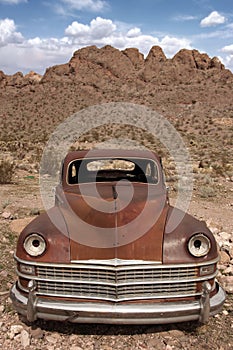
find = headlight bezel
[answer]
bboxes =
[188,233,211,257]
[23,233,47,257]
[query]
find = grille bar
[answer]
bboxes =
[33,263,199,301]
[37,280,197,301]
[36,266,197,283]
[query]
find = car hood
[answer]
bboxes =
[57,182,168,261]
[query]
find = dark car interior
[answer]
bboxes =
[68,158,159,185]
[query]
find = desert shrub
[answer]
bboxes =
[198,185,216,198]
[0,159,15,184]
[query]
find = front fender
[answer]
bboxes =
[16,207,70,263]
[163,206,218,264]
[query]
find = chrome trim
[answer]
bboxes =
[199,281,211,323]
[14,255,219,268]
[71,258,162,265]
[10,282,226,324]
[27,280,37,322]
[17,269,217,286]
[18,279,30,293]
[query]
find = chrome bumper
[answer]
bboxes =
[10,282,225,324]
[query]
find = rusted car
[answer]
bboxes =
[10,149,225,324]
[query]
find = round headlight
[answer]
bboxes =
[23,233,46,257]
[188,233,211,257]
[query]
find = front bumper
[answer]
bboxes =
[10,282,225,324]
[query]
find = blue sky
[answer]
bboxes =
[0,0,233,74]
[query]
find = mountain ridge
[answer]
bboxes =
[0,45,232,85]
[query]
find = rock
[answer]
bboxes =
[0,70,6,82]
[46,334,60,344]
[0,270,8,278]
[223,266,233,275]
[192,50,211,70]
[30,327,44,339]
[219,231,232,241]
[220,250,231,264]
[0,305,4,314]
[24,71,42,83]
[8,324,24,339]
[1,212,11,219]
[147,338,164,348]
[168,329,185,337]
[146,45,167,63]
[69,334,79,342]
[219,276,233,293]
[210,227,220,235]
[68,44,138,83]
[21,330,30,348]
[229,246,233,259]
[6,72,24,87]
[165,345,173,350]
[211,56,224,69]
[196,324,208,334]
[122,48,144,70]
[172,49,196,68]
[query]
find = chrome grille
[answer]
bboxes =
[36,265,197,282]
[37,280,196,300]
[34,263,199,301]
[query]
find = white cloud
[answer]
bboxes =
[200,11,226,27]
[0,18,24,47]
[61,0,108,12]
[173,15,198,22]
[65,22,90,37]
[0,16,193,74]
[220,54,233,72]
[90,17,116,39]
[220,45,233,71]
[221,44,233,54]
[159,36,192,55]
[65,17,116,39]
[64,17,191,56]
[127,27,142,38]
[0,0,27,4]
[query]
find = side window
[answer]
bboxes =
[68,162,78,184]
[71,164,76,178]
[145,161,159,184]
[145,163,152,177]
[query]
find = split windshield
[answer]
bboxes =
[68,158,159,185]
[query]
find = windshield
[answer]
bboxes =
[67,157,159,185]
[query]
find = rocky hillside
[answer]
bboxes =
[0,45,232,177]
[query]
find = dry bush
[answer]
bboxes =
[0,159,15,184]
[198,185,216,198]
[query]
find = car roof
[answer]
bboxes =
[64,149,161,164]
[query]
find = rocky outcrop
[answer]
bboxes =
[145,45,167,64]
[1,45,232,88]
[122,47,144,70]
[68,45,140,82]
[0,70,6,82]
[24,71,42,83]
[172,49,197,68]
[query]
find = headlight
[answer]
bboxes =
[188,233,211,257]
[23,233,46,257]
